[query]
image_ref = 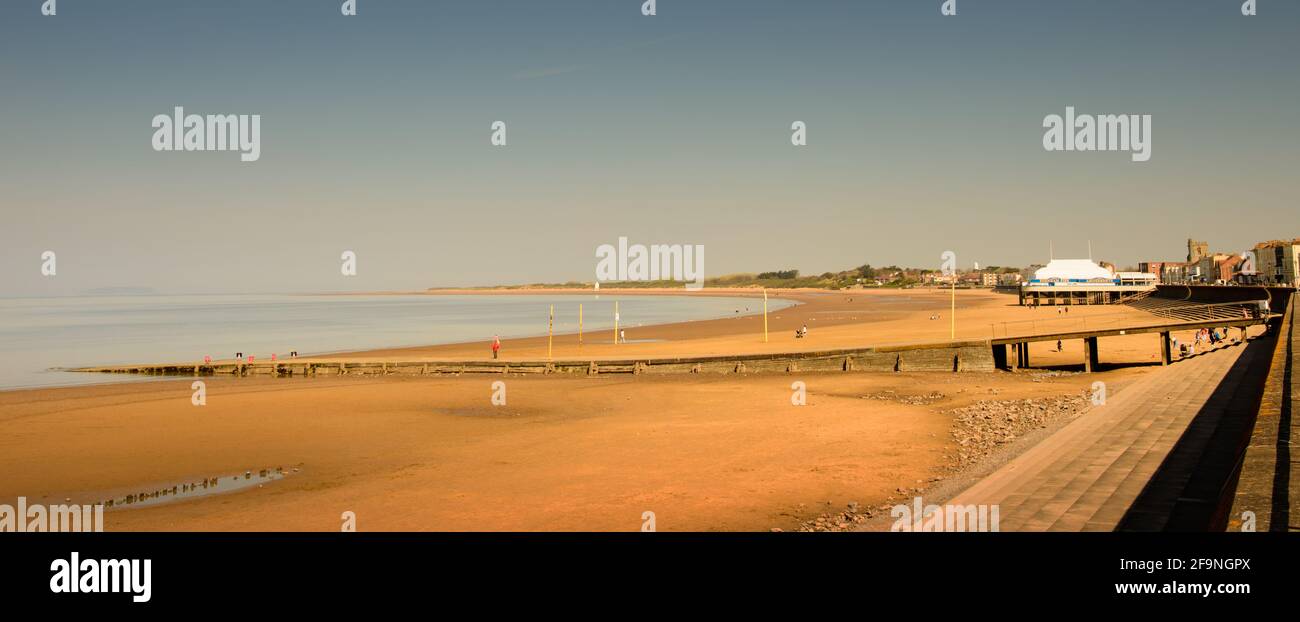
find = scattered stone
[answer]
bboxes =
[862,390,945,405]
[946,392,1089,470]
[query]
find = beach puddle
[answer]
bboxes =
[94,466,297,510]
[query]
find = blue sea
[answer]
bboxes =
[0,293,793,390]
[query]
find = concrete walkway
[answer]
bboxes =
[937,337,1269,531]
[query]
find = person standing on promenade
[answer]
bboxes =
[492,335,501,360]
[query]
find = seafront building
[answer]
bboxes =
[1140,238,1298,287]
[1255,239,1300,287]
[1018,259,1157,306]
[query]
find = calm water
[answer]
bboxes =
[0,293,793,390]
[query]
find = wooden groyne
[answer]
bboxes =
[69,302,1286,381]
[71,340,998,378]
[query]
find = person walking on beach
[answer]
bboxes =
[491,335,501,360]
[620,329,627,344]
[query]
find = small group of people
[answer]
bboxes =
[1055,307,1070,314]
[795,324,809,339]
[1176,327,1234,358]
[1196,327,1230,348]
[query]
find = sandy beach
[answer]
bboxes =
[0,288,1218,531]
[320,287,1191,366]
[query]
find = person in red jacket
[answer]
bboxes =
[491,335,501,360]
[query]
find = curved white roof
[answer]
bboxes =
[1033,259,1114,281]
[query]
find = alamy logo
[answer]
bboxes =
[940,250,957,276]
[1239,251,1257,275]
[595,237,705,290]
[152,107,262,162]
[41,250,57,276]
[50,552,151,603]
[791,381,807,406]
[1,497,104,532]
[341,250,358,276]
[1042,106,1151,162]
[890,496,999,532]
[1091,381,1107,406]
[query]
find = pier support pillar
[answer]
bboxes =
[1159,331,1171,366]
[993,344,1008,370]
[1083,336,1099,373]
[1018,342,1030,369]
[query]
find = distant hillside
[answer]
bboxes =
[435,264,1021,291]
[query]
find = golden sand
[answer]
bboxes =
[0,288,1200,531]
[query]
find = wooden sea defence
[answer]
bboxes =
[72,340,997,379]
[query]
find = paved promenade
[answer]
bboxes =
[939,336,1272,531]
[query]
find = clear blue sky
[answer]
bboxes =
[2,0,1297,295]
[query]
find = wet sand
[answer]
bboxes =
[0,371,1123,531]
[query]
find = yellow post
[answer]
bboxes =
[614,301,620,345]
[548,304,554,359]
[950,279,956,340]
[578,304,583,347]
[763,289,769,343]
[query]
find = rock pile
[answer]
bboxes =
[948,393,1089,469]
[780,391,1091,532]
[862,390,945,406]
[792,501,874,532]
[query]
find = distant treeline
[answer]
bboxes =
[440,263,1023,291]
